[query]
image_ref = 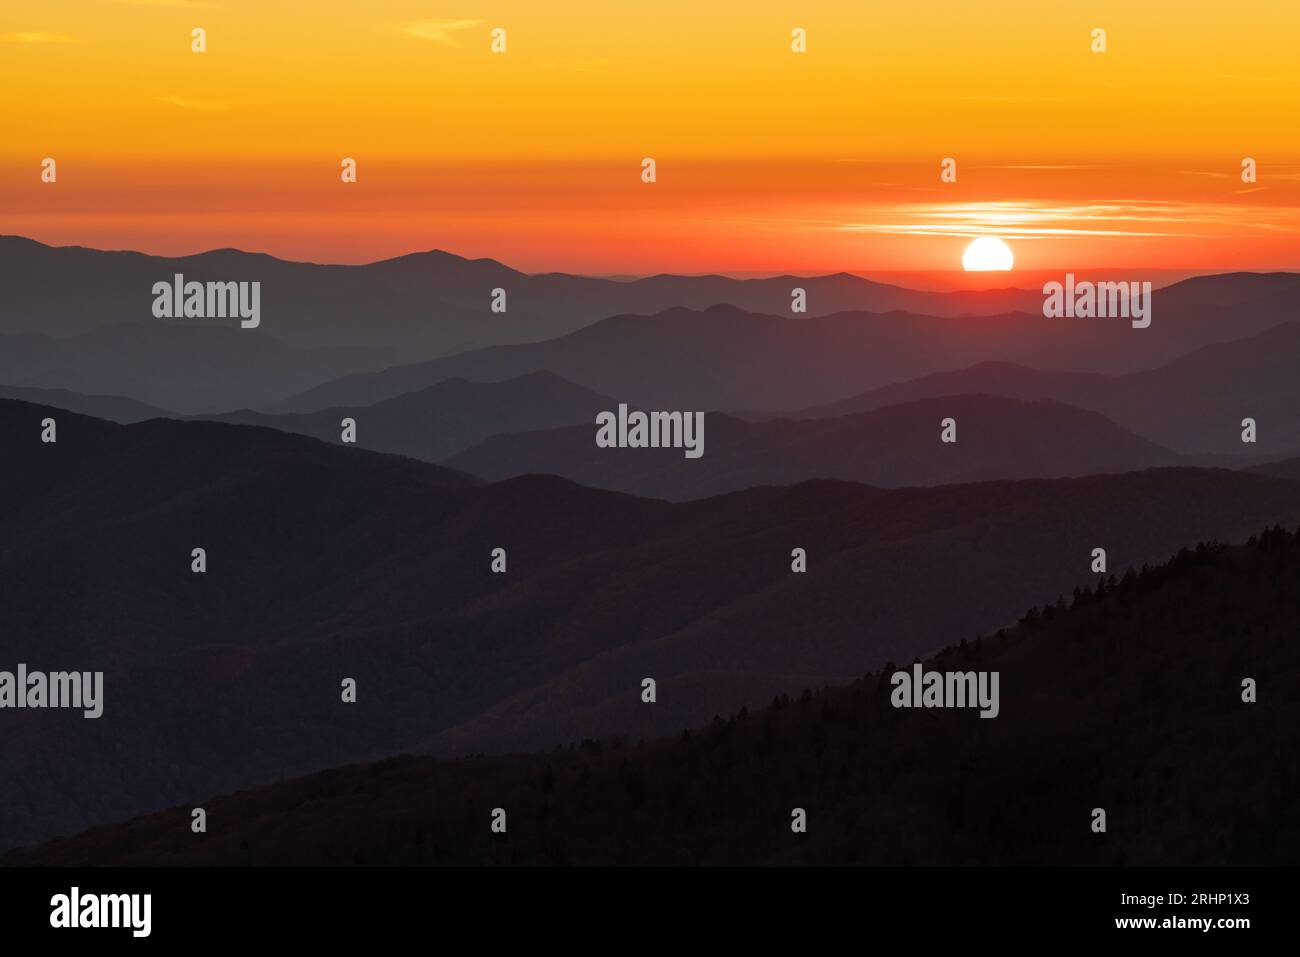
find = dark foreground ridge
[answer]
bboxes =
[10,527,1298,866]
[9,396,1300,851]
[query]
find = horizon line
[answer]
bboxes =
[3,235,1295,290]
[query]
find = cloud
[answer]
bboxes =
[156,95,229,111]
[832,200,1300,240]
[1,31,80,44]
[403,19,482,44]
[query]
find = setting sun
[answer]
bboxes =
[962,237,1015,272]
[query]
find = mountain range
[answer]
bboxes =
[7,237,1298,416]
[781,321,1300,456]
[0,322,390,415]
[0,233,1056,351]
[274,283,1300,416]
[10,527,1297,865]
[0,383,167,424]
[445,394,1193,499]
[3,238,1299,867]
[6,396,1300,851]
[202,372,617,462]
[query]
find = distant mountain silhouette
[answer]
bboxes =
[275,282,1300,414]
[1150,271,1300,307]
[0,234,1046,359]
[783,322,1300,456]
[0,384,167,424]
[6,236,1297,415]
[1249,457,1300,482]
[202,372,616,461]
[447,395,1186,498]
[0,323,390,414]
[12,526,1299,866]
[5,397,1300,851]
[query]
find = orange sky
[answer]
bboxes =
[3,1,1300,276]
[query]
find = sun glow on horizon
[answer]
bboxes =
[961,236,1015,271]
[3,2,1299,272]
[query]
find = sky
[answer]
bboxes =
[3,0,1300,278]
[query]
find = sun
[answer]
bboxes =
[962,237,1015,271]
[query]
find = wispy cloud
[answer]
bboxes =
[403,19,482,44]
[832,200,1300,240]
[1,31,80,44]
[156,95,229,111]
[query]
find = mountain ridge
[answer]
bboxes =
[273,285,1300,414]
[445,393,1190,498]
[10,525,1297,866]
[780,321,1300,456]
[6,395,1300,850]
